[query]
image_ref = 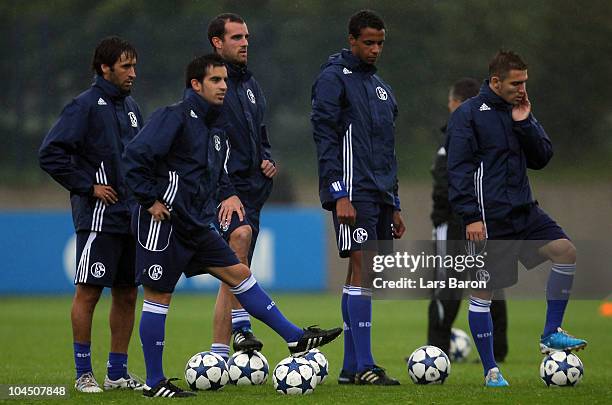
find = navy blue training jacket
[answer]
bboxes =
[311,49,400,211]
[39,76,143,234]
[217,63,273,208]
[123,89,231,239]
[447,81,553,226]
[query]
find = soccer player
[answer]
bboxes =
[39,36,144,392]
[447,50,587,387]
[311,10,405,385]
[123,54,341,398]
[206,13,276,359]
[427,78,508,362]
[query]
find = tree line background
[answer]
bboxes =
[2,0,611,195]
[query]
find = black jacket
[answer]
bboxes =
[447,81,552,226]
[311,49,400,211]
[217,63,273,209]
[39,76,143,234]
[431,125,462,229]
[123,89,230,240]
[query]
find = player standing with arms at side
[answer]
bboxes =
[311,10,405,386]
[206,13,277,360]
[447,50,587,387]
[427,78,508,362]
[39,36,144,393]
[123,54,341,398]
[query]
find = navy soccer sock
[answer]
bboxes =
[543,263,575,337]
[140,300,168,387]
[231,309,252,332]
[74,342,92,379]
[341,286,357,373]
[347,286,375,372]
[107,352,129,380]
[210,343,230,361]
[468,296,497,375]
[231,275,303,343]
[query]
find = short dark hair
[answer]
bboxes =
[450,78,480,102]
[185,53,226,88]
[348,9,385,39]
[488,50,528,80]
[91,36,137,76]
[207,13,245,48]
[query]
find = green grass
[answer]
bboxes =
[0,294,610,404]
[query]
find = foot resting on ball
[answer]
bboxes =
[287,326,342,355]
[540,327,587,354]
[232,327,263,352]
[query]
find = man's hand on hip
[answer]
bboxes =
[93,184,118,205]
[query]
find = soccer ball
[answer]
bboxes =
[184,351,229,391]
[227,350,269,385]
[540,351,584,387]
[302,349,329,384]
[449,328,472,362]
[272,356,317,395]
[407,345,451,384]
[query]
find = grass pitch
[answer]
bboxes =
[1,294,610,404]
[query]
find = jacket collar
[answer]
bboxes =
[226,62,252,81]
[339,49,377,75]
[93,75,126,101]
[479,80,513,111]
[184,88,222,125]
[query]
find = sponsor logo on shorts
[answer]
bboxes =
[375,86,388,101]
[90,262,106,278]
[221,221,230,232]
[246,88,256,104]
[352,228,368,243]
[475,269,490,283]
[213,135,221,151]
[148,264,163,281]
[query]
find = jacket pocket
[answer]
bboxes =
[136,206,173,252]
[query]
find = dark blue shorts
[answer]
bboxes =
[486,205,568,241]
[469,205,569,289]
[332,201,394,258]
[75,231,136,287]
[133,206,240,293]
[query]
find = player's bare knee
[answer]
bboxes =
[143,286,172,305]
[226,263,252,287]
[112,286,138,307]
[471,289,493,301]
[543,239,576,264]
[74,285,103,308]
[235,263,252,280]
[230,225,252,252]
[561,241,577,264]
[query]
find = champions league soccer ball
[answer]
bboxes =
[540,351,584,387]
[272,356,317,395]
[407,345,451,384]
[184,351,229,391]
[302,349,329,385]
[449,328,472,362]
[227,350,269,385]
